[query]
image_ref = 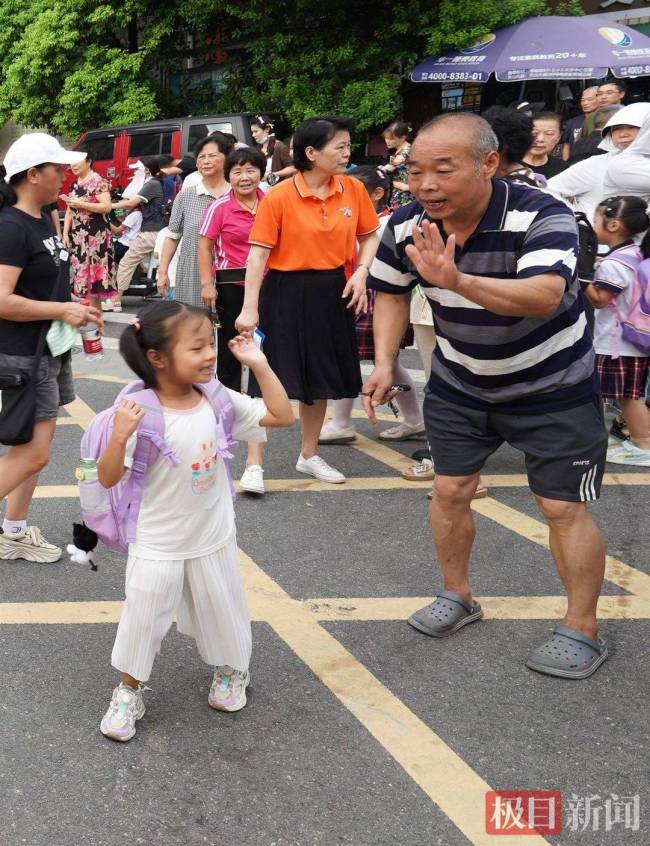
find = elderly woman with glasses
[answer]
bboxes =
[157,133,234,306]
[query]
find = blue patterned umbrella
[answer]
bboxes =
[411,15,650,83]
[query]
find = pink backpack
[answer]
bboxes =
[621,257,650,355]
[78,379,235,554]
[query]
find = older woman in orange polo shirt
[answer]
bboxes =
[235,116,380,484]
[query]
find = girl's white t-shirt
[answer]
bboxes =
[124,390,267,559]
[592,245,645,358]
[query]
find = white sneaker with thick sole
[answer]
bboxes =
[296,454,346,484]
[100,684,145,742]
[607,441,650,467]
[318,422,357,444]
[239,464,265,494]
[0,526,61,563]
[208,666,250,712]
[378,421,426,441]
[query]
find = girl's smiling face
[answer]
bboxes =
[153,316,216,386]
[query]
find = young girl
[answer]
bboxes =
[319,165,424,445]
[97,300,293,741]
[585,195,650,467]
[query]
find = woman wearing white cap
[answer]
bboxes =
[0,133,102,564]
[547,102,650,225]
[602,102,650,201]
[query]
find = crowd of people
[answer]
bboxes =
[0,84,648,740]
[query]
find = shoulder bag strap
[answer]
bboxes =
[29,243,69,380]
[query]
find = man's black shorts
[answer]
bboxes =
[423,391,608,503]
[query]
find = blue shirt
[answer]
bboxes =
[368,179,597,413]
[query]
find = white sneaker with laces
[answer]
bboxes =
[0,526,61,563]
[239,464,265,494]
[378,421,426,441]
[296,453,346,484]
[100,684,145,742]
[607,441,650,467]
[112,301,122,313]
[101,300,114,312]
[208,666,250,712]
[318,422,357,444]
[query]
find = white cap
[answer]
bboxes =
[3,132,87,182]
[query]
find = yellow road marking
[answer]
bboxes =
[32,474,650,500]
[305,594,650,621]
[240,550,551,846]
[5,592,647,627]
[471,498,650,600]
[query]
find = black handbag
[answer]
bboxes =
[0,253,67,446]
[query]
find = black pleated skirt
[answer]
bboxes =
[252,267,362,405]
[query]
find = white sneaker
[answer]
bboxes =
[101,300,114,312]
[208,666,250,712]
[401,457,435,481]
[296,453,346,483]
[240,464,265,494]
[112,301,122,313]
[378,421,426,441]
[100,684,145,742]
[607,441,650,467]
[318,422,357,444]
[0,526,61,563]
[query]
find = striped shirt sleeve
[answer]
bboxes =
[199,197,226,241]
[515,202,578,289]
[368,210,417,294]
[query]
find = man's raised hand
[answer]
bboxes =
[405,220,460,290]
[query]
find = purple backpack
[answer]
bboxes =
[78,379,236,554]
[621,257,650,355]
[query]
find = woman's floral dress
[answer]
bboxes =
[387,143,413,211]
[69,172,117,299]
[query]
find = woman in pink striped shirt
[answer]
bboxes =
[198,146,269,494]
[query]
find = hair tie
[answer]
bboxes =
[645,203,650,218]
[131,319,140,331]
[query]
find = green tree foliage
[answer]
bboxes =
[0,0,548,136]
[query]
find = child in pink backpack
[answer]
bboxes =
[97,300,293,741]
[585,195,650,467]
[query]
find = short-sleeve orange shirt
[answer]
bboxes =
[249,172,379,271]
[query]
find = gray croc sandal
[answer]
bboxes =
[525,625,609,679]
[408,590,483,638]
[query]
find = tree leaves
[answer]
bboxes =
[0,0,550,137]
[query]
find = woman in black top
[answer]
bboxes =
[0,133,101,564]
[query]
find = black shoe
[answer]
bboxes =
[609,418,629,442]
[411,447,430,462]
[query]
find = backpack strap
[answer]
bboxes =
[120,388,179,543]
[196,379,238,501]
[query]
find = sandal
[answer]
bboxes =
[408,589,483,638]
[525,625,609,679]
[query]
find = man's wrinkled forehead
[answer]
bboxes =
[410,127,474,167]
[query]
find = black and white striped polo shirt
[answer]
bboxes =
[368,178,597,413]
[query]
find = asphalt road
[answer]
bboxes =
[1,304,648,846]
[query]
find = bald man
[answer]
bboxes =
[363,113,609,680]
[562,86,599,160]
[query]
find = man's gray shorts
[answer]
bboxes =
[0,351,75,422]
[423,391,608,503]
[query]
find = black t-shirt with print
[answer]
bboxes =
[523,156,567,180]
[138,178,165,232]
[0,205,71,356]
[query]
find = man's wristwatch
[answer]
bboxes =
[267,172,280,186]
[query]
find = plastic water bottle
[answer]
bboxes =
[79,299,104,361]
[75,458,98,482]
